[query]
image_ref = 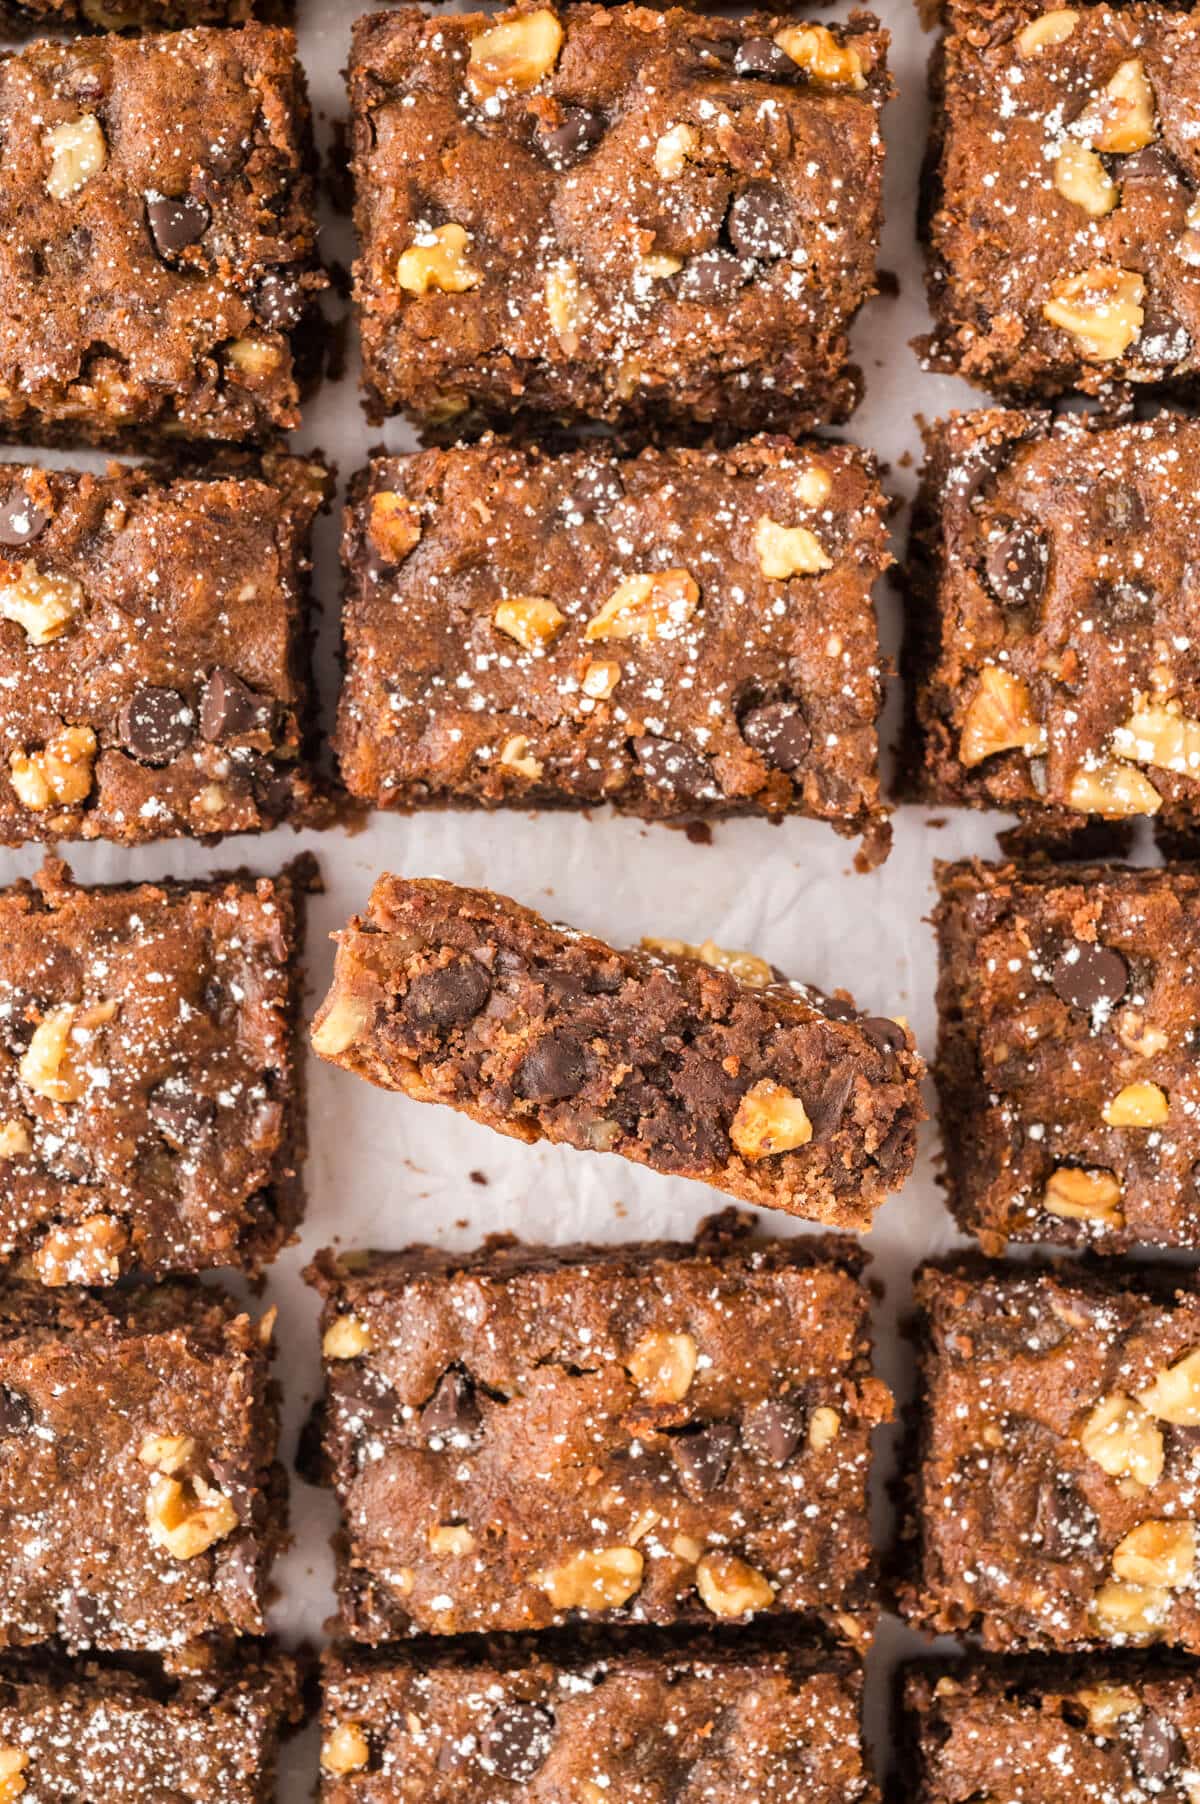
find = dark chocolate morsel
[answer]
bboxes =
[118,685,194,766]
[254,270,306,330]
[515,1036,588,1102]
[404,959,492,1030]
[673,251,752,304]
[145,191,210,258]
[200,667,273,742]
[1134,1713,1185,1784]
[480,1703,555,1783]
[148,1080,217,1147]
[540,105,605,163]
[742,1395,806,1466]
[567,464,624,519]
[670,1421,738,1493]
[0,493,49,546]
[984,516,1047,610]
[0,1387,31,1437]
[740,702,811,771]
[734,36,797,78]
[808,1068,855,1141]
[633,736,712,799]
[419,1370,481,1442]
[861,1016,906,1055]
[1051,941,1128,1013]
[726,182,793,259]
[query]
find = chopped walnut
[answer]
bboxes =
[641,936,774,989]
[1043,265,1145,361]
[1112,706,1200,775]
[654,123,699,179]
[1079,1393,1164,1488]
[44,114,106,199]
[795,463,832,506]
[640,253,682,279]
[582,658,621,701]
[534,1545,645,1610]
[585,570,699,642]
[773,24,865,88]
[544,260,590,352]
[1092,1578,1168,1639]
[146,1470,238,1560]
[695,1551,775,1617]
[809,1405,841,1450]
[730,1079,813,1161]
[34,1214,128,1286]
[494,595,566,652]
[226,337,281,380]
[0,1120,30,1158]
[960,666,1046,767]
[428,1521,476,1556]
[0,562,83,645]
[627,1330,697,1404]
[1016,8,1077,53]
[498,734,544,780]
[1065,758,1161,817]
[1076,1686,1141,1731]
[1043,1165,1123,1226]
[672,1532,703,1562]
[397,224,480,296]
[0,1748,27,1804]
[1080,57,1157,154]
[1117,1010,1170,1058]
[323,1314,373,1360]
[321,1724,370,1776]
[467,9,564,98]
[1103,1080,1169,1127]
[311,992,373,1059]
[1112,1519,1196,1590]
[753,517,832,580]
[139,1432,198,1477]
[19,999,117,1104]
[368,492,422,564]
[1138,1348,1200,1425]
[1053,144,1117,217]
[10,723,98,811]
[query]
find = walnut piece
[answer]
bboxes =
[959,666,1046,767]
[226,338,281,380]
[1066,758,1161,817]
[641,936,774,989]
[1112,1519,1196,1590]
[19,999,117,1104]
[1079,1393,1164,1488]
[1043,265,1145,361]
[0,1120,30,1158]
[753,517,832,580]
[0,1749,27,1804]
[795,463,832,506]
[809,1405,841,1450]
[146,1471,238,1560]
[1112,706,1200,776]
[654,123,699,179]
[1083,57,1157,153]
[311,992,373,1059]
[397,224,480,296]
[45,114,106,198]
[1053,144,1117,217]
[730,1079,813,1161]
[1103,1080,1169,1127]
[368,492,422,564]
[34,1213,127,1286]
[467,9,563,98]
[1091,1578,1168,1639]
[139,1432,198,1477]
[428,1521,476,1556]
[1016,8,1077,52]
[494,595,566,652]
[544,260,590,352]
[498,734,544,780]
[0,562,83,645]
[1138,1349,1200,1425]
[585,570,699,642]
[534,1545,645,1610]
[582,658,621,701]
[323,1314,373,1360]
[1075,1686,1141,1731]
[695,1552,775,1617]
[627,1329,697,1404]
[321,1724,370,1776]
[10,723,98,811]
[1043,1165,1124,1226]
[773,24,865,88]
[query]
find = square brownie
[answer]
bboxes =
[902,1261,1200,1654]
[922,0,1200,399]
[0,1647,302,1800]
[307,1212,892,1644]
[935,858,1200,1254]
[319,1641,878,1800]
[902,408,1200,850]
[0,1281,283,1652]
[904,1658,1200,1804]
[337,437,891,860]
[0,858,308,1285]
[0,26,322,446]
[0,457,328,845]
[310,876,924,1229]
[349,4,889,433]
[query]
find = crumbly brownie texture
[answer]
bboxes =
[307,1213,892,1643]
[0,27,322,447]
[0,0,254,30]
[935,859,1200,1254]
[923,0,1200,399]
[0,1647,302,1801]
[337,438,891,858]
[905,1659,1200,1804]
[310,877,924,1228]
[902,1262,1200,1655]
[0,1281,283,1652]
[349,4,889,433]
[902,408,1200,847]
[0,458,328,845]
[319,1641,878,1800]
[0,858,308,1285]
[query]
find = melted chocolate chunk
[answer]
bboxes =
[726,183,793,259]
[404,959,492,1030]
[1050,941,1128,1014]
[742,1395,806,1466]
[0,1387,31,1437]
[479,1704,555,1782]
[1134,1712,1185,1783]
[515,1036,588,1102]
[419,1370,481,1442]
[734,36,797,78]
[984,516,1047,610]
[673,251,752,304]
[148,1080,217,1147]
[670,1421,737,1493]
[633,736,712,799]
[740,702,811,770]
[200,667,273,742]
[254,269,306,329]
[145,191,210,259]
[118,685,194,766]
[540,106,605,164]
[567,464,624,519]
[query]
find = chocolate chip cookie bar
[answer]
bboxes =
[922,0,1200,398]
[904,1659,1200,1804]
[319,1640,878,1800]
[0,458,327,845]
[902,408,1200,848]
[935,859,1200,1254]
[0,1280,283,1652]
[349,4,889,433]
[0,858,308,1285]
[0,1647,302,1800]
[310,877,924,1229]
[338,438,891,859]
[0,27,322,446]
[901,1261,1200,1654]
[307,1212,892,1644]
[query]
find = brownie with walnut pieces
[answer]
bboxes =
[306,1212,892,1645]
[0,1280,283,1653]
[902,1261,1200,1655]
[0,0,257,31]
[0,858,309,1286]
[922,0,1200,399]
[904,1658,1200,1804]
[0,457,328,846]
[902,408,1200,850]
[310,877,924,1229]
[0,1647,302,1801]
[338,438,891,859]
[319,1639,878,1800]
[935,859,1200,1255]
[0,26,323,447]
[349,4,889,434]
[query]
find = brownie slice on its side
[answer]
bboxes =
[307,1211,892,1644]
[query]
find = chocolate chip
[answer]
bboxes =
[673,251,751,304]
[742,1395,805,1466]
[1098,481,1146,534]
[740,702,811,771]
[567,463,624,519]
[1134,1712,1185,1783]
[254,270,306,330]
[1138,292,1192,367]
[200,667,273,742]
[1121,144,1176,185]
[862,1016,906,1056]
[726,182,793,259]
[1033,1473,1092,1559]
[957,439,1017,511]
[145,191,210,259]
[670,1422,737,1494]
[540,105,605,164]
[0,492,48,546]
[515,1036,588,1102]
[808,1069,855,1142]
[118,685,194,766]
[148,1080,216,1147]
[633,736,713,800]
[734,35,797,78]
[697,37,736,68]
[480,1704,555,1782]
[0,1387,31,1437]
[1093,576,1155,625]
[404,959,492,1030]
[984,516,1047,610]
[336,1367,399,1441]
[1051,941,1128,1013]
[419,1370,481,1443]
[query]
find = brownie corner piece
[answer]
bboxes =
[0,1279,283,1652]
[0,857,309,1283]
[319,1639,878,1801]
[904,1258,1200,1654]
[349,4,888,432]
[308,1216,890,1643]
